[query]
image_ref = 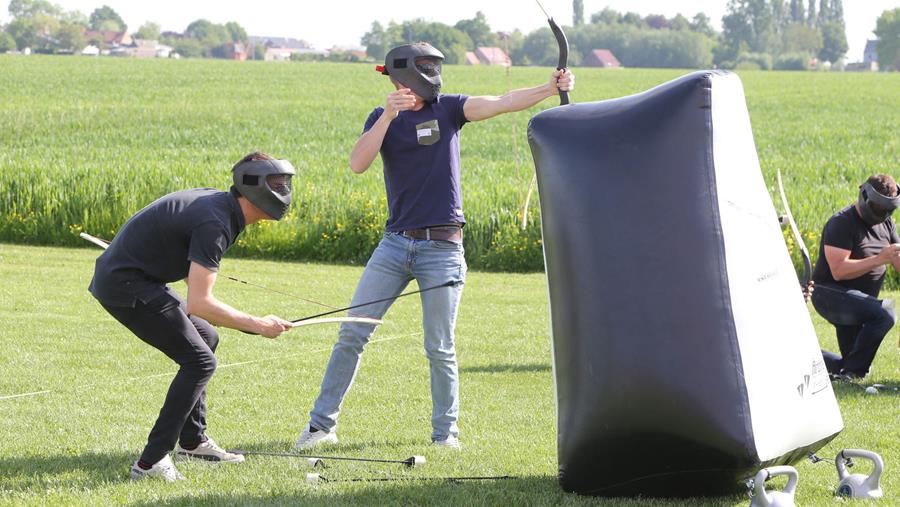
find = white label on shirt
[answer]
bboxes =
[417,128,432,139]
[454,208,463,216]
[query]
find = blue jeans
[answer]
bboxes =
[811,283,895,377]
[309,232,467,440]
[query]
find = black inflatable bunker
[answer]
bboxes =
[527,70,842,497]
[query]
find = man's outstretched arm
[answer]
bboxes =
[463,69,573,122]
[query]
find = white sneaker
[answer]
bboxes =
[431,435,461,450]
[175,437,245,463]
[130,454,185,482]
[295,424,338,450]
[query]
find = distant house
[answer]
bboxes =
[584,49,621,68]
[156,44,173,59]
[107,39,174,59]
[847,40,879,72]
[225,42,247,61]
[863,39,879,71]
[474,47,510,66]
[464,51,480,65]
[263,46,327,61]
[250,36,312,50]
[81,45,100,56]
[347,49,368,61]
[119,39,158,58]
[83,30,132,49]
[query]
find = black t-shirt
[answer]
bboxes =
[811,204,900,296]
[89,188,246,307]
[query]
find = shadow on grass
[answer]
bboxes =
[460,363,551,374]
[831,378,900,398]
[0,450,746,506]
[229,438,425,455]
[126,474,746,507]
[0,449,135,491]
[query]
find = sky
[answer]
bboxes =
[2,0,896,62]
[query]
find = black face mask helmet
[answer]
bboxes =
[857,182,900,226]
[376,43,444,103]
[232,159,296,220]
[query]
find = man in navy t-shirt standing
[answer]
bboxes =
[90,152,295,481]
[811,174,900,380]
[296,42,574,450]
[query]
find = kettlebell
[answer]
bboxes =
[749,466,798,507]
[835,449,884,499]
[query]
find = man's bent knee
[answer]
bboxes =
[181,351,217,380]
[881,299,897,324]
[873,301,897,331]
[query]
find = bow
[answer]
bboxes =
[78,231,368,329]
[521,1,570,230]
[776,170,812,287]
[288,280,460,324]
[535,0,569,105]
[291,317,383,328]
[80,232,458,329]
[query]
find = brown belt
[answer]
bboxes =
[401,226,462,243]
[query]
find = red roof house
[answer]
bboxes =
[584,49,621,68]
[475,47,510,66]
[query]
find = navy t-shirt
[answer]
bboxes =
[363,93,469,231]
[812,204,900,296]
[89,188,246,307]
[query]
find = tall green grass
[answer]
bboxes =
[0,56,898,273]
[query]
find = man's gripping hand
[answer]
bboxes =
[256,315,292,339]
[877,243,900,265]
[551,69,575,94]
[384,88,417,119]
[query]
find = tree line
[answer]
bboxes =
[719,0,848,70]
[361,10,720,69]
[0,0,249,58]
[358,1,900,71]
[3,0,898,71]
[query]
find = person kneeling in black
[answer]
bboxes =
[812,173,900,381]
[89,152,295,481]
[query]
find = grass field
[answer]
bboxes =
[1,243,898,506]
[0,56,898,274]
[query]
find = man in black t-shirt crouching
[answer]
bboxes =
[89,152,295,481]
[811,174,900,380]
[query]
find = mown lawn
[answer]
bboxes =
[0,243,897,506]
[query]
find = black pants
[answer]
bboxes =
[811,283,895,377]
[103,293,219,464]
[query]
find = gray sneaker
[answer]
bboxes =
[295,424,338,450]
[130,454,185,482]
[176,437,245,463]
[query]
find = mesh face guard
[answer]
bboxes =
[232,159,296,220]
[415,58,441,77]
[266,174,292,196]
[377,43,445,103]
[858,182,900,226]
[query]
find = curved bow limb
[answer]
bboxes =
[535,0,569,105]
[521,1,571,230]
[777,169,812,287]
[290,317,384,329]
